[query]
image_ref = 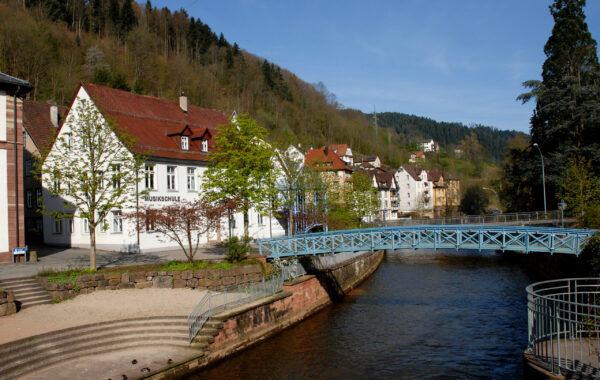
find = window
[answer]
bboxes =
[111,164,121,189]
[25,159,32,176]
[167,166,177,190]
[83,218,89,233]
[52,217,62,234]
[201,139,208,152]
[69,219,74,234]
[187,167,196,191]
[258,213,264,226]
[181,136,189,150]
[26,191,33,208]
[229,214,236,229]
[53,172,61,193]
[36,188,42,207]
[408,192,411,198]
[145,164,155,190]
[408,201,411,207]
[112,211,122,233]
[145,218,155,232]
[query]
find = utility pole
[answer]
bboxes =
[373,105,378,139]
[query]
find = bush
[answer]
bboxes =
[582,202,600,229]
[578,235,600,275]
[225,236,250,263]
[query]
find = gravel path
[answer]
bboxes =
[0,288,207,345]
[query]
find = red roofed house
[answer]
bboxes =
[305,146,353,190]
[42,82,284,252]
[0,72,33,262]
[22,101,66,244]
[327,144,353,166]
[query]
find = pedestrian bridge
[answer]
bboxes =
[257,225,597,259]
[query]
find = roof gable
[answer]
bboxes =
[78,82,229,161]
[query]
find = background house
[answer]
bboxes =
[395,164,433,217]
[22,100,65,245]
[0,72,32,262]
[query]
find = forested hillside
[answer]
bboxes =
[373,112,528,162]
[0,0,523,168]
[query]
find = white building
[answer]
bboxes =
[328,144,353,166]
[42,82,284,252]
[421,139,439,152]
[366,169,398,220]
[394,164,433,216]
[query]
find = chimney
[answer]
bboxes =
[179,91,188,114]
[50,105,59,128]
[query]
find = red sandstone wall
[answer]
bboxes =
[212,276,329,348]
[0,96,25,262]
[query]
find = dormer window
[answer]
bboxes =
[201,139,208,152]
[181,136,189,151]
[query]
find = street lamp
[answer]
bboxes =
[532,143,547,216]
[558,199,567,228]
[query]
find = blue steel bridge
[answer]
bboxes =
[257,225,597,259]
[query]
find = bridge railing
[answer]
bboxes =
[384,210,562,227]
[526,278,600,377]
[258,225,596,258]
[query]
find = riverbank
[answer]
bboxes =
[144,250,385,379]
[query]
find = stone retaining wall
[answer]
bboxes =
[0,290,16,317]
[39,264,264,301]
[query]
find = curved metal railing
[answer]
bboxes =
[527,278,600,378]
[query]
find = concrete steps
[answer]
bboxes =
[0,277,52,309]
[0,316,205,380]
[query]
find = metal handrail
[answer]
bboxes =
[526,278,600,378]
[385,210,563,227]
[187,275,284,343]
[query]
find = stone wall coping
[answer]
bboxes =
[211,291,292,322]
[283,274,316,287]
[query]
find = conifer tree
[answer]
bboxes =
[515,0,600,209]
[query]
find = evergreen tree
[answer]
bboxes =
[517,0,600,209]
[120,0,137,37]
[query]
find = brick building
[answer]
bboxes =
[0,72,33,262]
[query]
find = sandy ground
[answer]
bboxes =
[0,288,207,345]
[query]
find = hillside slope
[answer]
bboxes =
[0,0,523,167]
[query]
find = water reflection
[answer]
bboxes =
[194,250,535,379]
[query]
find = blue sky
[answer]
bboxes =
[151,0,600,133]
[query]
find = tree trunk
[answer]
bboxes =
[90,228,97,270]
[243,210,249,238]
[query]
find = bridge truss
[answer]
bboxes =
[257,225,597,259]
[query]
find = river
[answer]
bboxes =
[194,250,537,379]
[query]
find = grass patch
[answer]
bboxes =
[36,259,268,281]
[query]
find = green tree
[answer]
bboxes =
[460,186,489,215]
[40,99,145,270]
[562,156,600,216]
[517,0,600,208]
[120,0,138,38]
[345,171,379,227]
[202,114,277,237]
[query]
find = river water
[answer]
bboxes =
[195,250,537,379]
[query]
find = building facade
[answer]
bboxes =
[42,82,284,253]
[0,73,32,262]
[394,164,433,216]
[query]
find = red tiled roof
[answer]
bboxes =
[375,170,396,190]
[23,101,67,152]
[410,151,425,158]
[401,164,425,181]
[427,169,442,182]
[79,82,229,161]
[327,144,350,156]
[305,146,353,172]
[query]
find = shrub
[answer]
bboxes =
[225,236,250,263]
[578,235,600,275]
[582,202,600,229]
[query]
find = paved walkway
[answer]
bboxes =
[0,245,228,280]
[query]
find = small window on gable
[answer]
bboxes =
[202,139,208,153]
[181,135,189,151]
